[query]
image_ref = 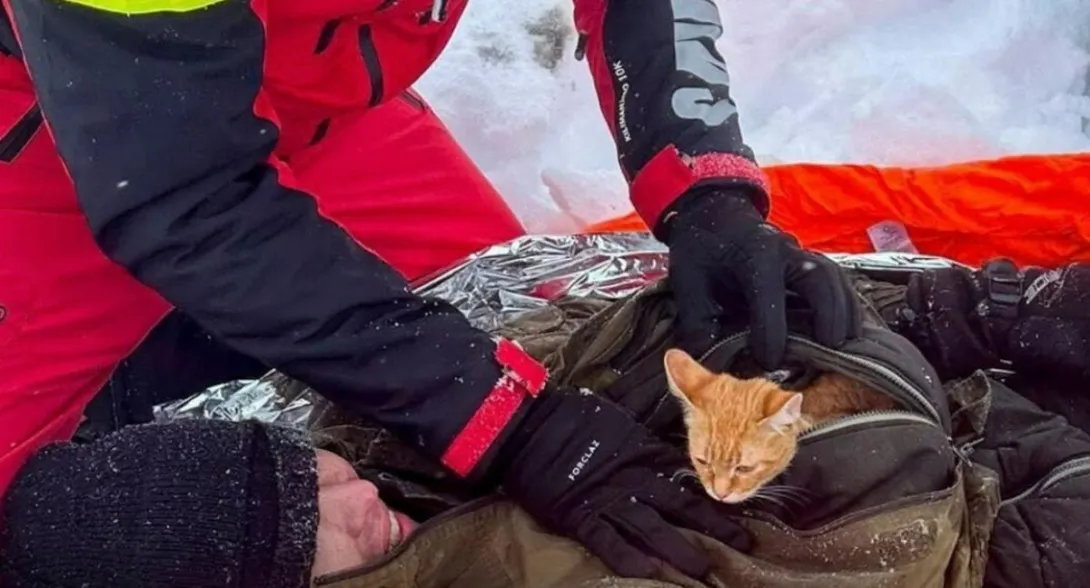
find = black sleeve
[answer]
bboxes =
[573,0,770,228]
[3,0,508,468]
[0,420,318,587]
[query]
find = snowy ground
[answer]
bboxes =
[416,0,1090,234]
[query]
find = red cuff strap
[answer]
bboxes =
[441,339,547,477]
[630,146,770,229]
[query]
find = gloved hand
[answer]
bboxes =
[663,189,861,369]
[998,261,1090,383]
[497,387,751,579]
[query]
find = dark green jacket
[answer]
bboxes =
[274,277,1011,588]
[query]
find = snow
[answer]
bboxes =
[415,0,1090,234]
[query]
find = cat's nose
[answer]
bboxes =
[712,479,733,501]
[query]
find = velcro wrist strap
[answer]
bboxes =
[441,339,548,477]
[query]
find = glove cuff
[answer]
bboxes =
[0,420,318,588]
[656,186,766,242]
[438,339,549,484]
[477,384,570,488]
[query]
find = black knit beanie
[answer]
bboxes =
[0,419,318,588]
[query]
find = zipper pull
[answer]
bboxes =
[574,33,587,61]
[953,436,982,466]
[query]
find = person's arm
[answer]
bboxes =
[2,3,749,581]
[572,1,859,368]
[572,0,770,231]
[3,0,534,477]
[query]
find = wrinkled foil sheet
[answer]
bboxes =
[156,232,964,426]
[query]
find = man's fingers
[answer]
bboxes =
[788,253,856,348]
[744,252,788,370]
[577,519,659,579]
[609,501,711,580]
[644,479,753,552]
[843,268,863,340]
[670,263,724,356]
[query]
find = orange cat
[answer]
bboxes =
[663,348,897,504]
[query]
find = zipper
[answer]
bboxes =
[999,455,1090,508]
[0,102,42,163]
[313,496,499,585]
[741,475,959,536]
[308,118,331,146]
[699,331,942,425]
[314,19,341,53]
[357,25,384,107]
[798,410,937,443]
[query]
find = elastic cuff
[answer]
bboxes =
[484,386,568,485]
[261,425,319,588]
[630,145,769,234]
[656,186,765,242]
[0,420,319,588]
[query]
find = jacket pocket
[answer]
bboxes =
[716,415,966,588]
[987,455,1090,588]
[757,411,959,530]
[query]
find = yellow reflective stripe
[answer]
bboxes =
[57,0,224,15]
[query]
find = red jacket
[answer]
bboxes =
[0,0,766,500]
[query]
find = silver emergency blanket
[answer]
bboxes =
[156,232,964,426]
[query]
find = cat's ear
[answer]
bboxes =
[664,348,717,408]
[762,392,805,433]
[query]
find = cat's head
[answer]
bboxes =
[664,348,808,504]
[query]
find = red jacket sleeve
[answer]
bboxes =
[1,0,538,479]
[573,0,770,228]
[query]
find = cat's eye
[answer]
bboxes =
[694,457,709,466]
[735,464,754,474]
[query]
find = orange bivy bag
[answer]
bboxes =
[586,153,1090,268]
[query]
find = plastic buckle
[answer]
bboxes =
[981,259,1022,321]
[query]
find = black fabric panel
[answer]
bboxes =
[6,0,502,463]
[77,311,268,442]
[981,382,1090,588]
[772,421,956,530]
[1006,372,1090,436]
[987,472,1090,588]
[971,382,1090,498]
[0,12,17,56]
[597,0,753,179]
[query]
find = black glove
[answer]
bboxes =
[664,189,861,369]
[990,261,1090,383]
[497,387,751,579]
[901,259,1014,379]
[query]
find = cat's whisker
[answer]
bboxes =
[759,484,812,506]
[761,484,809,497]
[749,493,786,509]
